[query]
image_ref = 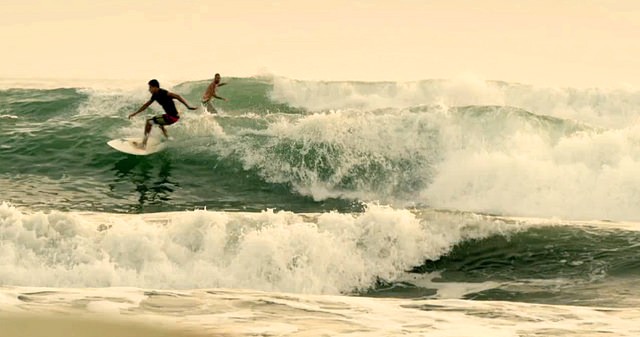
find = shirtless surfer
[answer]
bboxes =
[128,79,197,149]
[201,73,228,114]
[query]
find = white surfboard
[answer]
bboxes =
[107,137,167,156]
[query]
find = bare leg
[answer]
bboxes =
[159,125,169,139]
[204,101,217,114]
[140,119,153,148]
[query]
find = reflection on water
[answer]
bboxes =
[109,154,178,212]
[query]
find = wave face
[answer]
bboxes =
[2,77,640,220]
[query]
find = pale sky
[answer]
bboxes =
[2,0,640,87]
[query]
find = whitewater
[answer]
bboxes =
[1,76,640,336]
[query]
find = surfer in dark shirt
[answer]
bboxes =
[129,79,197,149]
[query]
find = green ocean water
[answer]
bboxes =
[2,77,640,308]
[0,79,354,213]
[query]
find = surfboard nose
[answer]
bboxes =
[107,137,167,156]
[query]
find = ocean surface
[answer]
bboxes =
[1,76,640,336]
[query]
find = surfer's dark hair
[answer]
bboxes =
[148,79,160,87]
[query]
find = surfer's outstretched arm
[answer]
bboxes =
[129,99,153,119]
[201,74,228,104]
[169,92,197,110]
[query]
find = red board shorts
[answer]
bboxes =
[150,114,179,126]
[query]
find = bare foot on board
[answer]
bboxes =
[132,141,146,150]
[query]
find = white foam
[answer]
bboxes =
[270,77,506,111]
[1,286,639,337]
[0,202,517,291]
[399,272,502,299]
[424,121,640,221]
[270,77,640,128]
[226,109,441,204]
